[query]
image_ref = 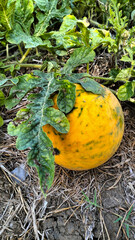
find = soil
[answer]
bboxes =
[0,101,135,240]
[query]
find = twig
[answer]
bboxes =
[100,212,111,240]
[0,203,21,235]
[31,202,40,240]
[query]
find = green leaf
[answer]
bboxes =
[117,82,134,101]
[34,0,71,37]
[94,190,97,205]
[6,0,38,47]
[5,73,49,109]
[89,28,116,52]
[115,68,131,82]
[131,10,135,20]
[7,73,73,195]
[27,128,55,193]
[49,15,82,49]
[120,55,131,62]
[0,77,18,86]
[66,73,105,95]
[125,206,133,221]
[0,115,4,127]
[57,80,76,113]
[0,90,5,106]
[15,108,30,120]
[125,224,130,238]
[113,217,122,223]
[43,108,70,133]
[132,80,135,89]
[0,0,16,31]
[6,0,51,48]
[14,0,34,33]
[62,46,95,74]
[59,14,77,32]
[7,74,57,194]
[77,17,90,45]
[7,23,43,48]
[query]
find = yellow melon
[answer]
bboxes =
[43,84,124,170]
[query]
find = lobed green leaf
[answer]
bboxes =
[62,46,95,74]
[7,72,75,195]
[65,73,105,96]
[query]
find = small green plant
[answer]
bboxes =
[114,203,134,238]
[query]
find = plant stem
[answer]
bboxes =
[1,52,19,62]
[89,75,128,83]
[19,63,42,69]
[87,63,89,74]
[17,44,23,56]
[19,48,31,63]
[89,19,102,28]
[89,75,114,81]
[4,63,42,72]
[6,44,9,58]
[0,45,16,54]
[36,47,40,56]
[0,84,13,88]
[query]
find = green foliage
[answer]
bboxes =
[34,0,71,36]
[4,0,72,48]
[118,81,135,101]
[62,46,95,74]
[6,72,77,195]
[0,0,15,32]
[65,73,105,95]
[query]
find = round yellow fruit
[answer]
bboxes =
[43,84,124,170]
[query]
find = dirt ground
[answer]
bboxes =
[0,98,135,240]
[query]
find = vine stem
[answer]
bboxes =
[19,48,31,63]
[87,63,89,74]
[89,19,102,28]
[4,63,42,72]
[19,63,42,69]
[6,44,9,58]
[17,44,23,56]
